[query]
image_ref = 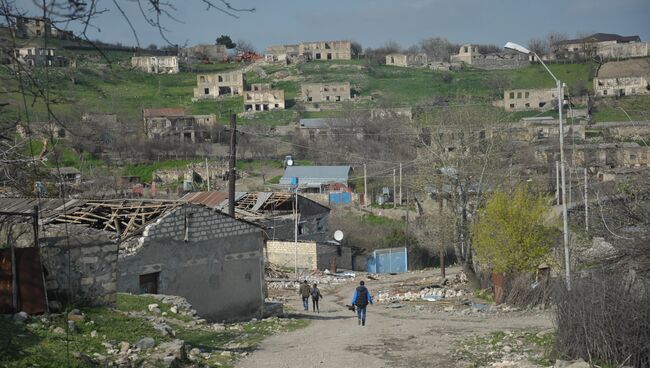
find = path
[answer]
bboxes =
[238,268,552,368]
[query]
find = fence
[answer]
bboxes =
[366,247,408,273]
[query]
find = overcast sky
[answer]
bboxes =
[18,0,650,50]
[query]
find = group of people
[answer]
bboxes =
[298,280,373,326]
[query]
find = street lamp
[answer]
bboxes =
[505,41,571,290]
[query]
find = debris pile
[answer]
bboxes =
[265,262,290,279]
[375,271,470,303]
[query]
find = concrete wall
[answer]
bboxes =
[118,205,265,322]
[194,71,244,99]
[301,82,351,103]
[243,89,285,112]
[594,77,649,97]
[598,42,649,59]
[265,240,351,271]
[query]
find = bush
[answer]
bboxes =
[553,272,650,367]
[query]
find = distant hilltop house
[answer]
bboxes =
[131,55,178,74]
[243,83,285,112]
[14,16,74,39]
[550,33,649,60]
[300,82,351,103]
[14,47,68,67]
[502,87,565,112]
[451,44,529,70]
[298,118,362,140]
[385,53,428,68]
[143,107,218,142]
[593,58,650,98]
[535,142,650,169]
[193,70,245,99]
[280,165,353,193]
[265,40,351,63]
[179,44,227,63]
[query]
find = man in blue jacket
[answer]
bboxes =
[351,280,373,326]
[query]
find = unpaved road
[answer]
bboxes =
[238,268,552,368]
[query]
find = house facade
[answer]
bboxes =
[131,56,179,74]
[593,59,650,97]
[243,84,285,112]
[193,70,245,99]
[452,44,529,70]
[385,53,428,67]
[143,108,218,142]
[300,82,351,103]
[503,88,559,112]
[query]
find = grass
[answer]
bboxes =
[591,95,650,122]
[361,213,403,226]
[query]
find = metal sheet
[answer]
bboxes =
[0,248,47,314]
[0,249,13,313]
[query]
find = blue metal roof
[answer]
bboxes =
[279,166,352,188]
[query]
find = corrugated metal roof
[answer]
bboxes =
[299,118,353,129]
[0,197,85,223]
[279,166,351,188]
[181,191,229,209]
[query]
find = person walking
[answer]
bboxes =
[310,283,323,313]
[351,280,373,326]
[299,280,311,311]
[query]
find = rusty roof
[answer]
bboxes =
[143,107,186,119]
[182,191,230,209]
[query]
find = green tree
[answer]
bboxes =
[471,185,557,273]
[216,35,236,49]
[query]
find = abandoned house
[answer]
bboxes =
[535,142,650,169]
[182,191,331,242]
[143,108,218,143]
[179,44,227,63]
[279,166,353,193]
[503,88,563,112]
[299,40,352,60]
[299,118,362,140]
[131,56,179,74]
[550,33,648,60]
[593,58,650,97]
[300,82,351,103]
[15,47,68,67]
[385,53,428,67]
[193,70,245,100]
[243,84,286,112]
[265,240,352,272]
[16,121,68,140]
[265,44,300,63]
[451,44,529,70]
[370,107,413,120]
[13,16,74,39]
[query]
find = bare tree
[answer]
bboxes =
[527,37,547,56]
[350,41,363,59]
[235,39,256,54]
[419,37,455,62]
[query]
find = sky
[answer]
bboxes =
[17,0,650,50]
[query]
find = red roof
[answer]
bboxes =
[143,107,186,119]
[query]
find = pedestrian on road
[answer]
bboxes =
[351,280,373,326]
[311,283,323,313]
[299,280,311,311]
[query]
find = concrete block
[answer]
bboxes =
[81,246,100,255]
[80,256,99,264]
[80,276,95,286]
[102,282,117,292]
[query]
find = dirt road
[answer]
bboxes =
[238,268,552,368]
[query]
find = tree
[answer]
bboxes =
[235,39,256,54]
[471,184,557,274]
[216,35,236,49]
[527,37,547,56]
[419,37,455,61]
[364,41,401,64]
[350,41,363,59]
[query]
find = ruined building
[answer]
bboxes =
[503,88,562,112]
[593,58,650,97]
[265,44,300,63]
[300,82,351,103]
[385,53,428,67]
[243,84,285,112]
[131,56,179,74]
[265,40,351,62]
[551,33,648,60]
[14,16,74,39]
[193,70,245,99]
[143,108,219,142]
[15,47,68,67]
[179,44,227,63]
[451,44,529,70]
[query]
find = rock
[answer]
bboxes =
[147,303,160,312]
[212,323,225,331]
[119,341,131,353]
[169,306,178,314]
[48,300,63,312]
[68,310,85,322]
[153,322,174,337]
[13,311,29,322]
[53,326,65,334]
[90,330,98,338]
[67,320,77,332]
[149,339,187,366]
[135,337,155,350]
[565,360,590,368]
[502,345,512,353]
[221,351,232,357]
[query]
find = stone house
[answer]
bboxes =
[298,118,362,141]
[14,16,74,39]
[299,40,351,60]
[300,82,351,103]
[265,240,351,272]
[265,44,300,63]
[243,83,285,112]
[551,33,648,60]
[385,53,428,67]
[179,44,227,63]
[182,191,331,242]
[193,70,245,99]
[593,58,650,97]
[503,88,562,112]
[15,47,68,67]
[131,56,179,74]
[535,142,650,169]
[143,108,218,143]
[451,44,528,70]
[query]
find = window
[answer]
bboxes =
[315,53,321,59]
[336,96,341,102]
[525,92,530,98]
[326,96,330,101]
[539,102,547,108]
[603,90,608,95]
[525,103,530,108]
[629,154,637,161]
[327,53,332,60]
[517,92,522,99]
[199,76,205,83]
[464,46,468,53]
[509,92,514,99]
[204,88,210,95]
[275,104,279,108]
[298,224,305,235]
[509,103,515,108]
[307,97,313,102]
[139,272,160,294]
[218,76,223,82]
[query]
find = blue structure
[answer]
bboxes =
[367,247,408,274]
[329,192,351,205]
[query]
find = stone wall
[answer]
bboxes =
[265,240,352,271]
[118,205,265,322]
[598,42,649,59]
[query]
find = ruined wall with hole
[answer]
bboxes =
[117,205,265,322]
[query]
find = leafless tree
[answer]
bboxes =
[364,41,401,64]
[350,41,363,59]
[527,37,547,56]
[235,39,256,54]
[419,37,455,62]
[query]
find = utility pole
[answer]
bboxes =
[439,198,445,278]
[558,80,571,291]
[399,162,403,206]
[555,161,560,206]
[228,114,237,217]
[584,168,589,233]
[363,163,368,208]
[393,169,396,209]
[404,190,408,249]
[294,185,299,278]
[205,157,210,191]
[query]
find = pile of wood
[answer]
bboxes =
[265,262,289,279]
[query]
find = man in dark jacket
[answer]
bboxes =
[351,280,373,326]
[299,280,311,311]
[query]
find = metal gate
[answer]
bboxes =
[329,192,351,205]
[366,247,408,274]
[0,248,47,314]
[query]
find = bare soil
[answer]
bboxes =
[238,267,552,368]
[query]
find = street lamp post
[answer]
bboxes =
[505,42,571,290]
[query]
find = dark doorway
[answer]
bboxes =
[139,272,159,294]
